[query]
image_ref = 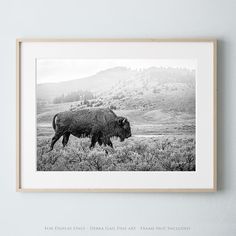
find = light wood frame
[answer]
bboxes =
[16,38,217,192]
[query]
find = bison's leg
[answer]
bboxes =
[103,138,113,148]
[101,138,113,154]
[49,132,63,151]
[89,135,98,149]
[107,139,113,148]
[97,137,103,146]
[62,132,70,147]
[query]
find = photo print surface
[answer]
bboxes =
[37,59,196,171]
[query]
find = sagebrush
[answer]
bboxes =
[37,136,195,171]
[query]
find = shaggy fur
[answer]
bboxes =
[49,108,131,151]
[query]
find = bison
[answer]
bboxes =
[49,108,131,151]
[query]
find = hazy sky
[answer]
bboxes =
[37,59,196,84]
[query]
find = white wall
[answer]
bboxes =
[0,0,235,235]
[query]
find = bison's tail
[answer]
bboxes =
[52,113,58,130]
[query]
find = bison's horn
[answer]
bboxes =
[122,118,126,124]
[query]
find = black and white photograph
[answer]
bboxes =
[37,59,196,171]
[4,0,236,234]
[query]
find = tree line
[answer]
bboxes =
[53,90,94,104]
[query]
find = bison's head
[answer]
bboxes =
[116,117,132,141]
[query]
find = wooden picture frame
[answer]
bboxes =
[16,39,217,192]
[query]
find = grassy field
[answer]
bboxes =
[37,135,195,171]
[37,102,195,171]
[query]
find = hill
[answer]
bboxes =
[37,66,195,113]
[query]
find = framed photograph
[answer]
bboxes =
[16,39,217,192]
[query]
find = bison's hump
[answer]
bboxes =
[56,107,117,125]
